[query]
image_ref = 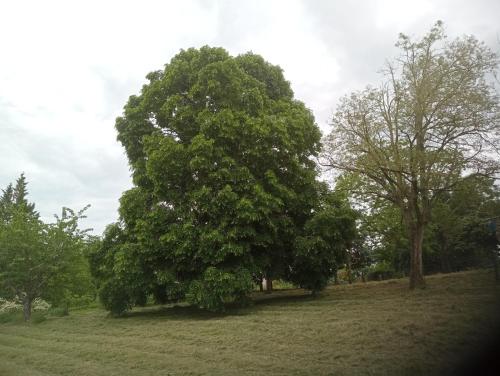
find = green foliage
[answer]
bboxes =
[425,175,500,272]
[88,224,154,315]
[359,197,410,273]
[289,193,357,291]
[98,279,133,316]
[366,262,399,281]
[93,47,355,314]
[152,271,185,304]
[0,175,94,320]
[186,267,253,312]
[265,279,295,290]
[350,173,500,277]
[0,174,37,223]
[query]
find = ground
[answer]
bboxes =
[1,270,499,376]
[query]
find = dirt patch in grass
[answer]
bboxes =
[1,269,499,375]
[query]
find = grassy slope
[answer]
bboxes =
[1,270,499,376]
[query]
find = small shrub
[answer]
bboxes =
[1,297,52,322]
[98,279,133,316]
[33,298,51,311]
[367,262,399,281]
[272,280,296,290]
[0,298,22,313]
[186,267,253,312]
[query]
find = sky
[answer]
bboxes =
[1,0,499,234]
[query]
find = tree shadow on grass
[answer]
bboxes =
[119,304,227,321]
[117,289,320,321]
[252,289,317,306]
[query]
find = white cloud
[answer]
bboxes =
[0,0,498,234]
[374,0,435,30]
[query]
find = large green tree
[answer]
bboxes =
[323,22,500,288]
[93,46,355,314]
[0,175,93,321]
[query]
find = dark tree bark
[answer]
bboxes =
[491,246,499,283]
[494,231,499,282]
[408,223,426,289]
[493,254,499,282]
[346,253,353,284]
[265,275,273,294]
[23,296,32,322]
[439,246,452,274]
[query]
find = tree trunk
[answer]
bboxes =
[495,230,500,282]
[439,246,452,274]
[23,296,32,322]
[346,253,353,284]
[333,269,339,285]
[259,277,264,292]
[491,247,499,283]
[265,275,273,293]
[493,254,499,283]
[409,224,426,289]
[438,234,452,273]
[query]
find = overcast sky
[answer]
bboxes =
[1,0,499,234]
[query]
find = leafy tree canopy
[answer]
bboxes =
[92,46,356,314]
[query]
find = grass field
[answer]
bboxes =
[1,269,499,376]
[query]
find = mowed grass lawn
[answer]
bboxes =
[1,270,499,376]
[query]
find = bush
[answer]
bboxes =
[271,280,296,290]
[98,280,133,316]
[366,262,399,281]
[0,297,52,322]
[33,298,51,311]
[0,298,22,313]
[186,267,253,312]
